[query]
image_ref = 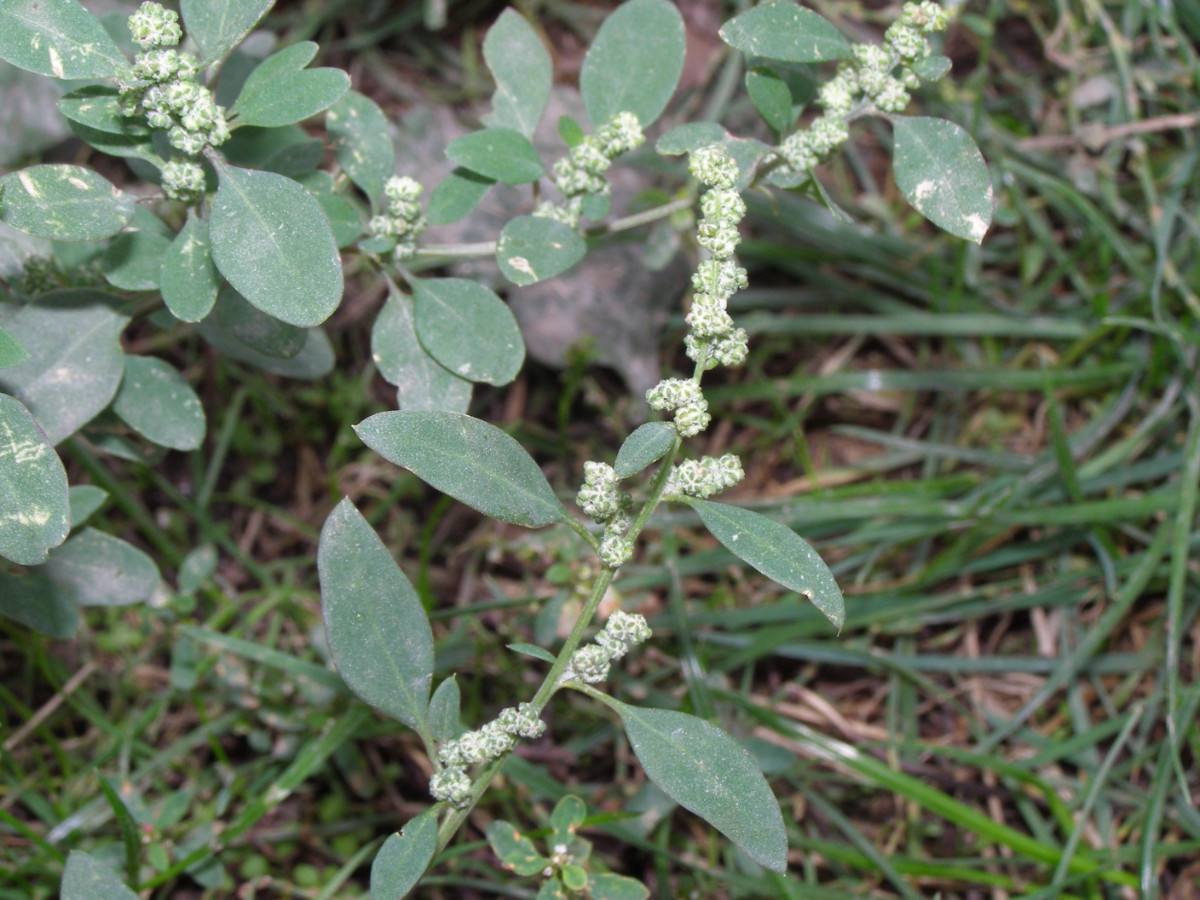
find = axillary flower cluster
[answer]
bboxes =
[779,0,951,177]
[117,2,231,203]
[367,176,427,261]
[535,111,645,228]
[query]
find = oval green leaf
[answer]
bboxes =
[720,3,851,63]
[0,572,76,639]
[507,642,555,663]
[318,497,434,732]
[0,165,134,241]
[0,290,129,445]
[482,9,552,138]
[209,161,343,327]
[196,319,335,380]
[589,873,650,900]
[102,225,172,292]
[372,288,472,413]
[43,528,161,607]
[614,701,788,873]
[231,41,351,127]
[371,808,438,900]
[426,167,494,225]
[0,328,30,369]
[354,410,570,528]
[891,115,993,245]
[59,86,148,136]
[111,356,206,451]
[745,66,793,136]
[486,821,547,876]
[428,675,464,743]
[0,0,127,79]
[614,421,676,479]
[412,277,524,386]
[686,497,844,629]
[444,128,545,185]
[68,484,107,528]
[496,216,586,286]
[326,91,395,207]
[0,392,69,565]
[580,0,685,129]
[209,283,308,359]
[181,0,273,66]
[161,212,220,323]
[61,851,140,900]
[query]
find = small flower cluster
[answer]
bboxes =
[431,702,547,806]
[368,176,427,260]
[560,611,651,685]
[117,2,229,203]
[535,111,645,228]
[779,1,951,176]
[646,377,709,438]
[575,462,634,568]
[663,453,744,501]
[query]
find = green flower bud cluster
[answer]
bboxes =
[368,176,427,260]
[779,1,951,176]
[663,453,744,501]
[118,2,229,203]
[560,610,651,685]
[646,377,710,438]
[575,462,634,569]
[535,111,645,228]
[432,702,547,807]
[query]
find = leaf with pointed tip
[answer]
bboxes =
[61,850,140,900]
[355,410,570,528]
[0,165,134,241]
[231,41,350,127]
[496,215,586,286]
[426,168,494,225]
[745,66,794,136]
[614,422,676,479]
[209,161,343,326]
[68,484,107,528]
[891,116,993,245]
[58,86,148,136]
[482,10,551,138]
[613,701,788,873]
[318,498,434,732]
[181,0,273,66]
[208,283,307,359]
[508,642,555,663]
[111,356,206,451]
[445,128,545,184]
[43,528,161,607]
[161,212,220,323]
[372,289,472,413]
[0,0,127,79]
[580,0,685,128]
[428,676,464,742]
[196,319,335,380]
[685,498,844,629]
[0,571,76,638]
[326,91,394,207]
[720,3,851,62]
[0,329,29,369]
[371,808,438,900]
[0,392,69,565]
[0,290,128,445]
[550,795,587,847]
[412,278,524,386]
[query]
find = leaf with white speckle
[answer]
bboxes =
[412,278,524,386]
[891,115,993,245]
[112,356,206,451]
[326,91,395,207]
[482,9,552,138]
[496,216,585,286]
[0,0,127,79]
[0,165,134,241]
[0,392,69,565]
[43,528,161,607]
[372,286,472,413]
[720,2,850,63]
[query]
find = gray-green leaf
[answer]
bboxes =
[161,211,220,323]
[614,421,676,479]
[428,675,464,742]
[102,224,172,292]
[231,41,350,127]
[318,497,434,732]
[196,319,335,380]
[0,328,29,369]
[372,288,472,413]
[426,167,494,225]
[326,91,394,207]
[370,808,438,900]
[180,0,273,67]
[0,165,134,241]
[444,128,545,185]
[412,278,524,386]
[482,9,552,139]
[61,851,140,900]
[354,410,570,528]
[43,528,161,607]
[68,484,107,527]
[486,821,547,876]
[720,3,851,63]
[589,873,650,900]
[0,0,127,79]
[891,115,993,244]
[745,66,794,136]
[111,356,206,451]
[0,290,128,445]
[496,216,586,286]
[59,85,148,136]
[614,701,788,873]
[580,0,684,129]
[0,392,69,565]
[0,571,76,638]
[686,498,844,629]
[208,283,307,359]
[209,161,343,326]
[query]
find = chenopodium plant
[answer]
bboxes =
[0,0,992,894]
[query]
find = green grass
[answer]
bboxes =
[3,1,1200,898]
